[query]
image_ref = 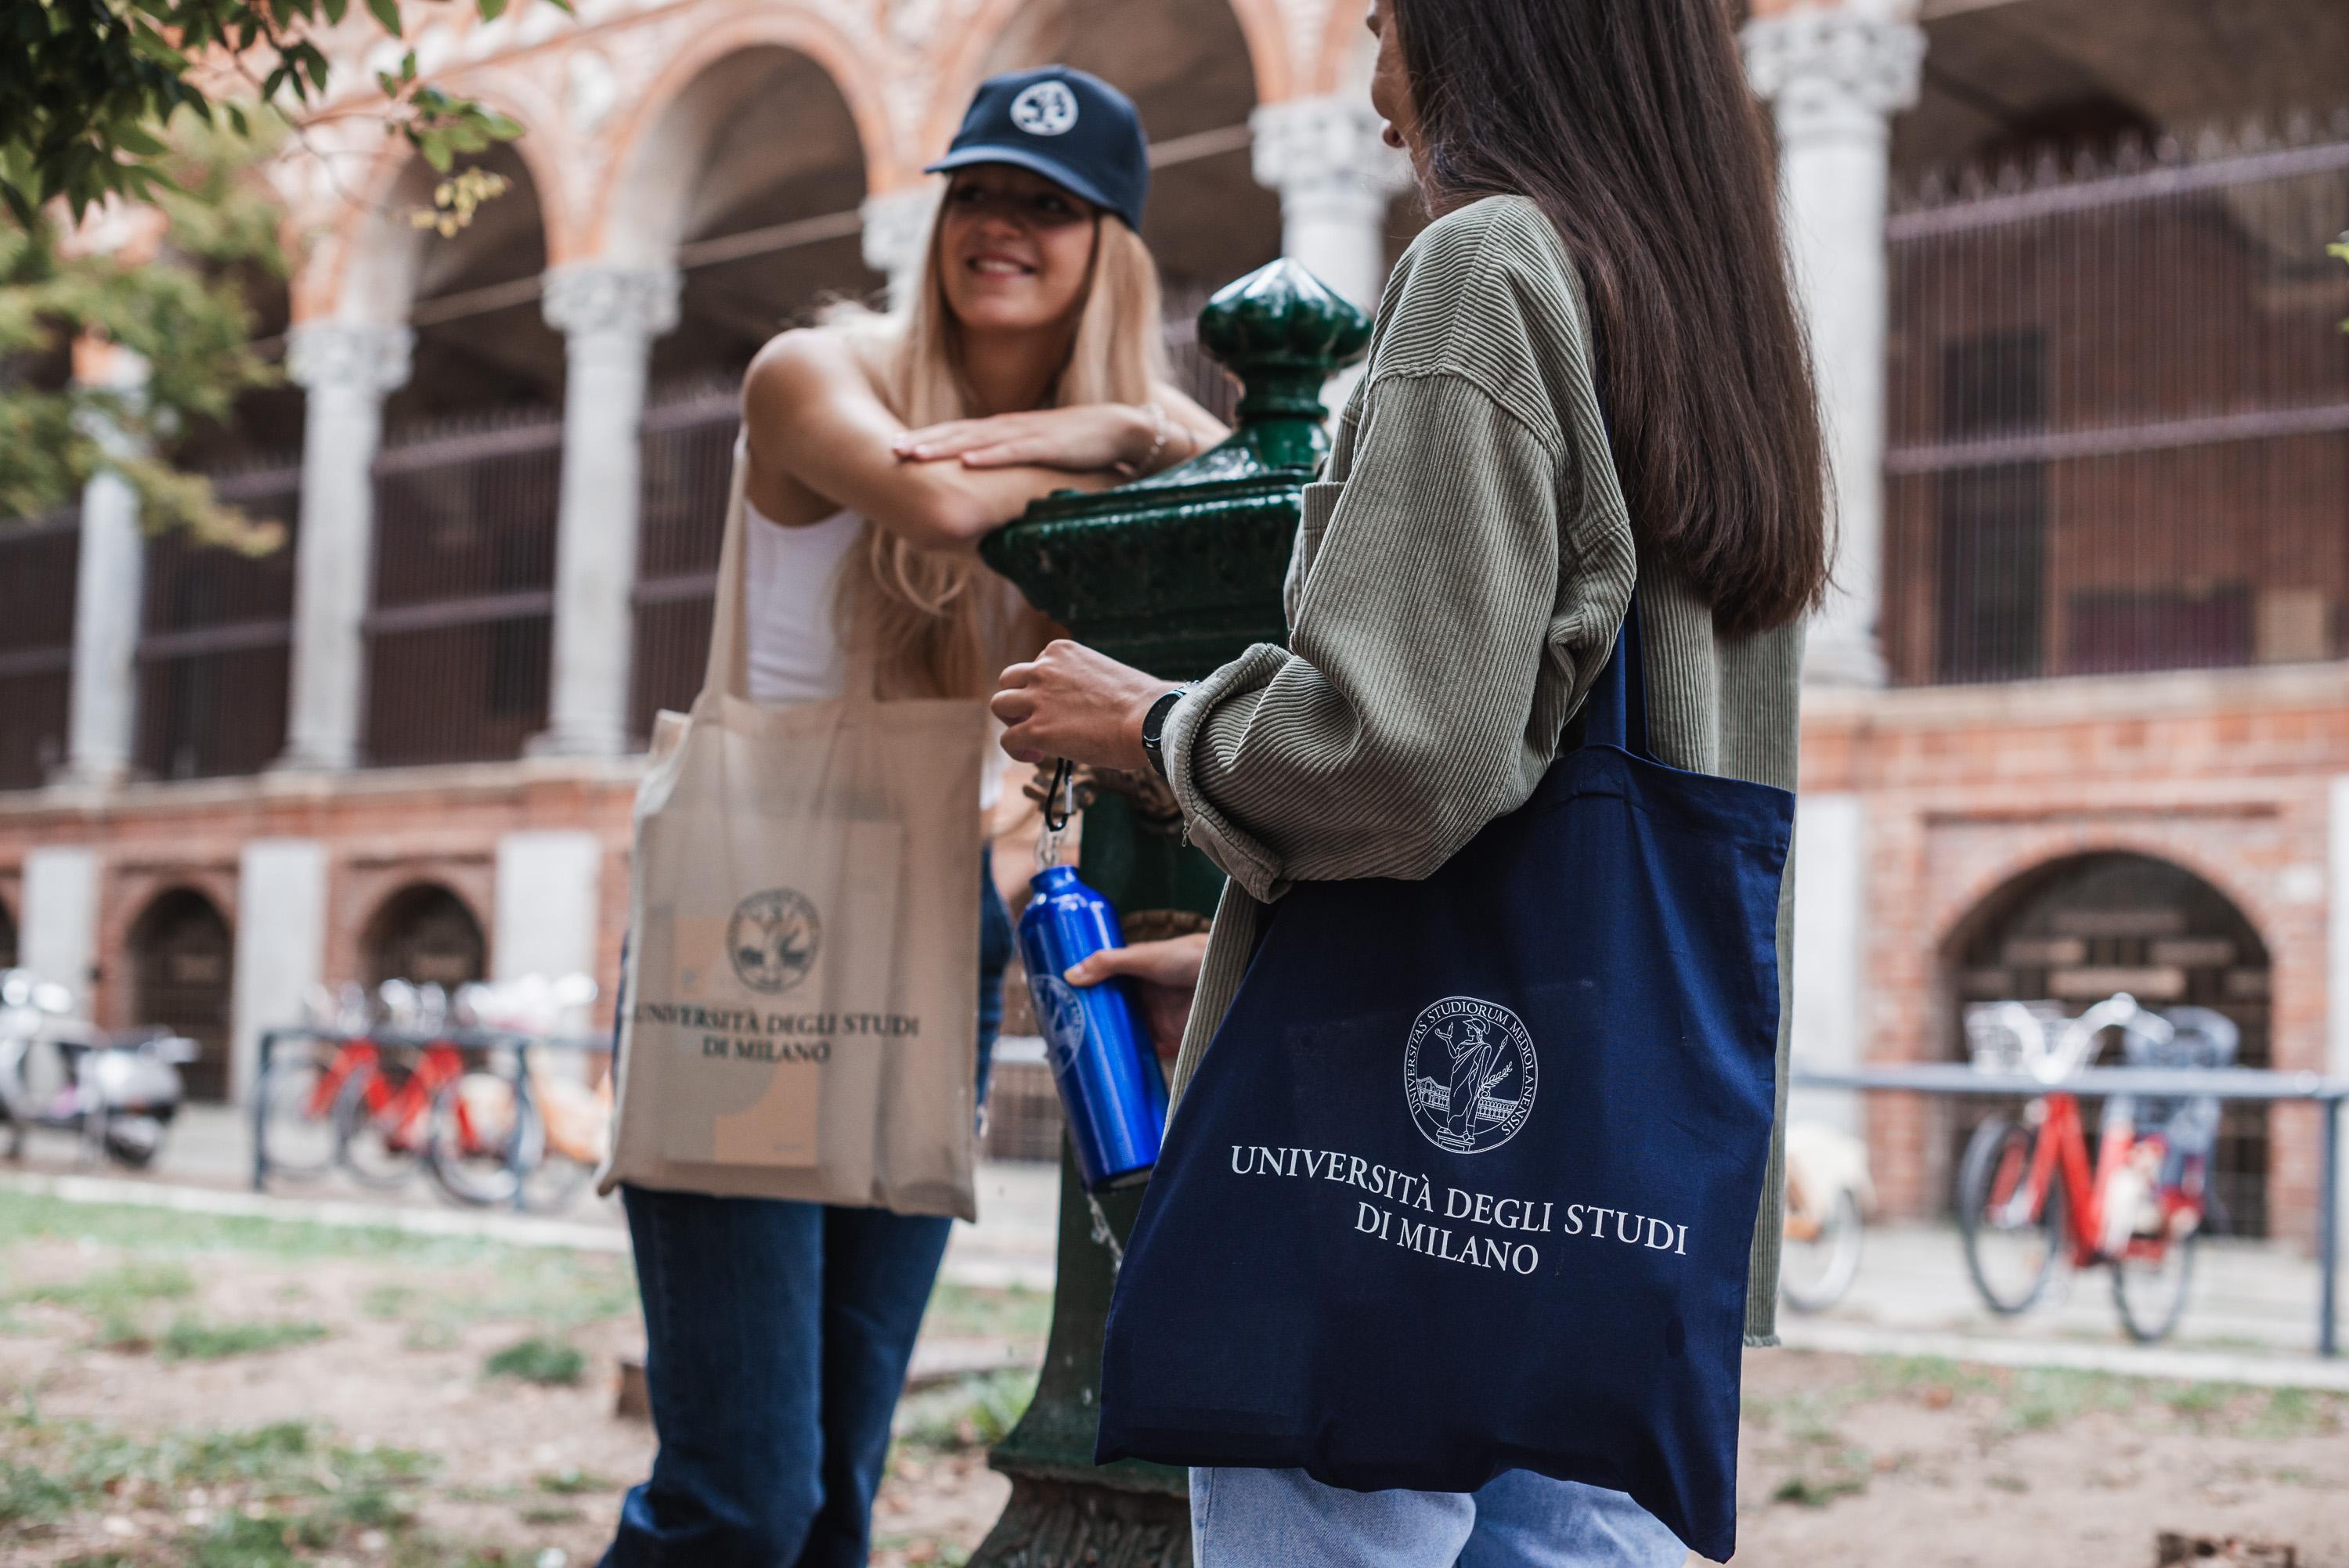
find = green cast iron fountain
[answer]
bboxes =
[966,259,1372,1567]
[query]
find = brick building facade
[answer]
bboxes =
[1,0,2344,1243]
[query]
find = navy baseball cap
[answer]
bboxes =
[924,67,1149,230]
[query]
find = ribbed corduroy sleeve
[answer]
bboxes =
[1161,372,1591,903]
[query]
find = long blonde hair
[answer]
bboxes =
[831,204,1171,699]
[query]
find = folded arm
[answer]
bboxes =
[742,329,1121,552]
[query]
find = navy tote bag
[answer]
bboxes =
[1095,603,1792,1560]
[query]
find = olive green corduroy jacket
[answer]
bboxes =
[1160,193,1802,1347]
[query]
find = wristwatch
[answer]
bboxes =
[1140,686,1190,780]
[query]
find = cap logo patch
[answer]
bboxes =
[1010,80,1080,137]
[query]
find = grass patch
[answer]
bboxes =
[893,1369,1038,1452]
[484,1336,586,1386]
[0,1190,510,1267]
[923,1281,1051,1343]
[2,1404,446,1563]
[14,1259,196,1314]
[2244,1386,2347,1440]
[156,1316,330,1362]
[1771,1472,1866,1508]
[536,1466,618,1495]
[1995,1368,2139,1435]
[0,1458,74,1526]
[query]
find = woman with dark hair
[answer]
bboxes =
[990,0,1822,1559]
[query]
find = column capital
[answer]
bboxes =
[286,320,413,396]
[860,186,936,290]
[1741,9,1925,146]
[541,263,682,341]
[1249,96,1413,211]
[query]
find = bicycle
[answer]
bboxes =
[1954,993,2225,1343]
[438,976,607,1212]
[1778,1119,1872,1314]
[257,981,530,1204]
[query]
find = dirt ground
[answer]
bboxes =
[2,1190,2343,1566]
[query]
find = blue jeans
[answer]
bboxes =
[1189,1467,1687,1568]
[601,855,1012,1568]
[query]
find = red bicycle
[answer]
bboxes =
[257,982,529,1205]
[1955,994,2228,1343]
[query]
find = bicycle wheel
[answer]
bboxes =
[254,1047,340,1182]
[426,1071,534,1208]
[333,1064,426,1190]
[1957,1115,2065,1315]
[2111,1227,2196,1343]
[1779,1188,1864,1314]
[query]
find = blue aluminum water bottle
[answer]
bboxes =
[1017,864,1168,1190]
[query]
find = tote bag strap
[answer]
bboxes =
[1572,594,1653,762]
[698,435,757,706]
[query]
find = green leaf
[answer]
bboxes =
[323,0,348,20]
[479,0,507,18]
[114,124,168,157]
[226,104,250,137]
[366,0,402,36]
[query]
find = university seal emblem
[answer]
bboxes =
[1404,997,1537,1155]
[1029,973,1088,1068]
[726,889,821,994]
[1010,80,1080,136]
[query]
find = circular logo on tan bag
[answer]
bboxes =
[727,889,822,993]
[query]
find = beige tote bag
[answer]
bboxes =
[601,442,987,1218]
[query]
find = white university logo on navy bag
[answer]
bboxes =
[1404,997,1537,1154]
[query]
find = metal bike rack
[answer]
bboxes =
[1791,1062,2347,1357]
[251,1025,612,1209]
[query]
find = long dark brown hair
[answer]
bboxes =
[1388,0,1828,636]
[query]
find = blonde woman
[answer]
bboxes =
[603,67,1222,1568]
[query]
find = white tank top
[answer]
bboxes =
[742,495,1008,811]
[742,496,859,706]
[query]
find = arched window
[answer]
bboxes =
[364,883,489,989]
[1948,852,2271,1235]
[128,889,235,1103]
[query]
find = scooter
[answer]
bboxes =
[0,968,198,1169]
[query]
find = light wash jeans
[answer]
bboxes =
[1189,1466,1689,1568]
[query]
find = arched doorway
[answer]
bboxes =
[1,896,18,969]
[365,884,489,989]
[129,889,234,1103]
[1947,852,2271,1235]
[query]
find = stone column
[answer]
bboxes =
[280,321,412,770]
[493,830,602,983]
[230,839,327,1104]
[21,846,99,1016]
[58,342,150,789]
[861,187,937,313]
[1743,2,1925,687]
[534,265,680,758]
[1790,793,1867,1134]
[1249,96,1413,316]
[2330,776,2349,1231]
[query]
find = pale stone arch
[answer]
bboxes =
[1309,0,1375,97]
[589,1,898,262]
[921,0,1294,158]
[302,86,568,327]
[1931,829,2281,964]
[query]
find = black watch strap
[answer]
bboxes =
[1141,686,1189,779]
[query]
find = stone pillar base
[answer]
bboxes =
[967,1478,1191,1568]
